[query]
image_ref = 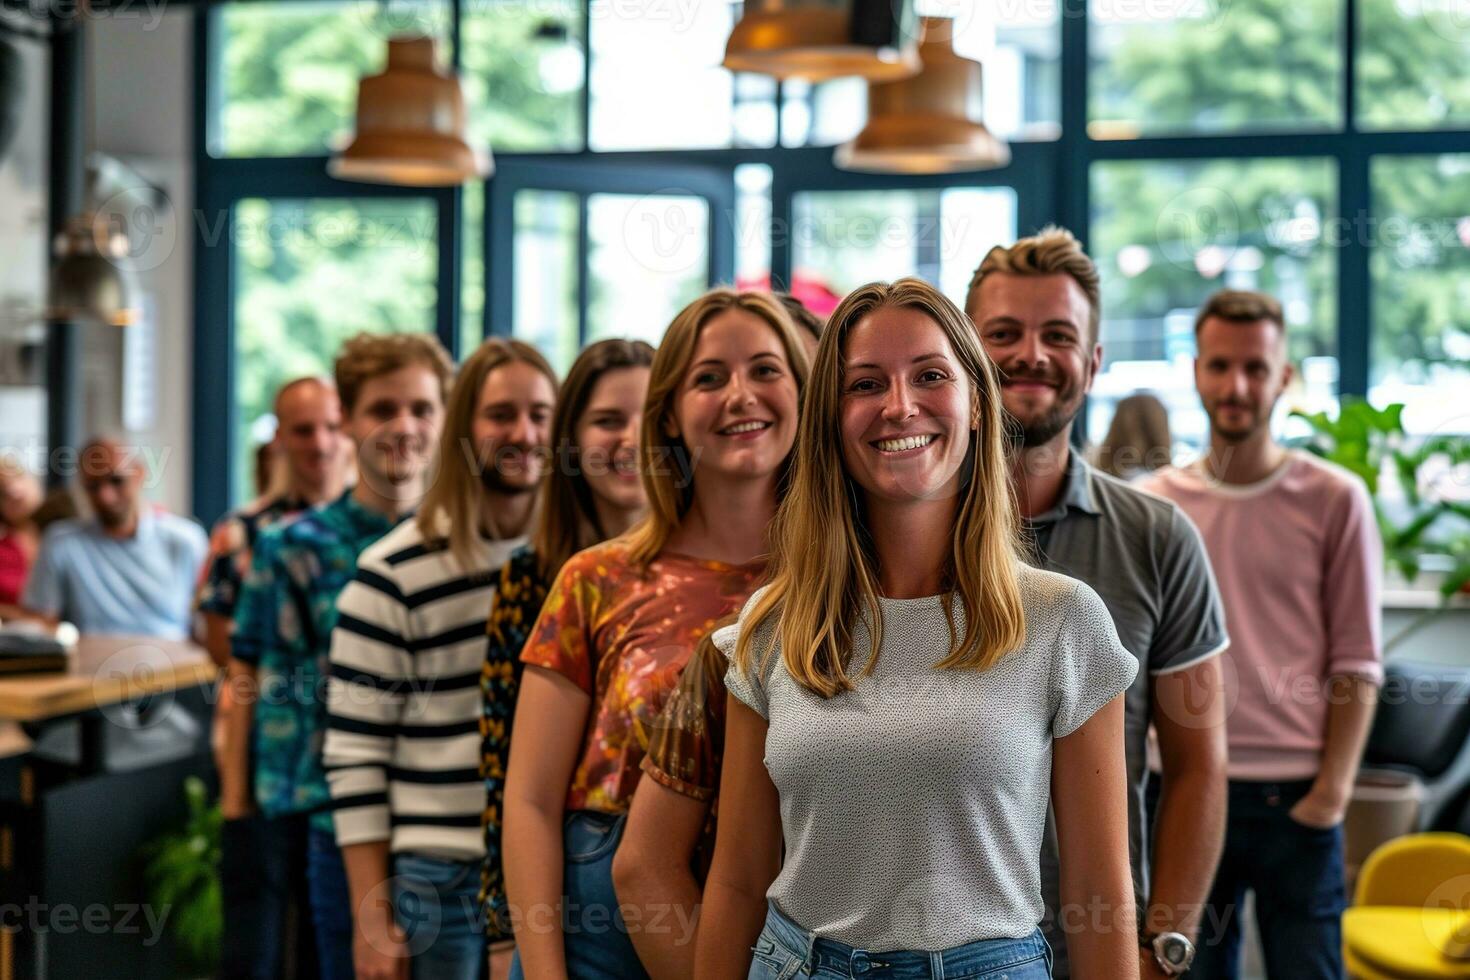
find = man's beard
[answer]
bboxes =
[1209,403,1263,444]
[1000,369,1086,449]
[478,448,542,496]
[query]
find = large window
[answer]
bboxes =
[230,197,438,502]
[196,0,1470,521]
[1369,154,1470,435]
[1090,158,1338,450]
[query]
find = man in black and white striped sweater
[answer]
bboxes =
[324,338,558,980]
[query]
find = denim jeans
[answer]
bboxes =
[510,810,648,980]
[393,852,486,980]
[305,826,355,980]
[1190,779,1346,980]
[747,902,1053,979]
[219,813,317,980]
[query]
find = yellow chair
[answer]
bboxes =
[1345,833,1470,979]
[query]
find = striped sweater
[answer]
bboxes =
[324,519,525,860]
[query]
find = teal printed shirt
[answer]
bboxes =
[232,490,399,833]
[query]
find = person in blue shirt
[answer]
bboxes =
[228,333,453,980]
[22,437,206,639]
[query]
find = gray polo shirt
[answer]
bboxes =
[1028,454,1227,977]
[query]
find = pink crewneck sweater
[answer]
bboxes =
[1142,451,1383,781]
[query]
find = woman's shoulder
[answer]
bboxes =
[555,537,638,582]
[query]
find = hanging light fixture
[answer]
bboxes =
[329,36,489,186]
[47,212,139,328]
[835,16,1010,175]
[46,10,142,330]
[723,0,921,82]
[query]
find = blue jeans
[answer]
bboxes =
[749,902,1052,979]
[305,826,355,980]
[1191,779,1346,980]
[510,810,648,980]
[393,852,485,980]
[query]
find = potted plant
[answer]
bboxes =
[138,775,222,976]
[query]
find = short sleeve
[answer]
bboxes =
[230,531,282,666]
[518,551,601,695]
[1149,506,1230,674]
[197,514,248,618]
[20,527,64,618]
[718,588,774,719]
[1322,479,1384,684]
[1050,581,1139,738]
[641,640,725,801]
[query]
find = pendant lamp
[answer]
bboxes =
[47,212,138,328]
[329,36,489,186]
[723,0,920,82]
[835,17,1010,174]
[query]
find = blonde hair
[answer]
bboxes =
[334,332,454,414]
[417,337,558,570]
[623,288,811,569]
[735,278,1027,698]
[965,226,1101,343]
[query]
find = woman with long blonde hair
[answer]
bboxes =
[696,279,1140,979]
[503,289,809,979]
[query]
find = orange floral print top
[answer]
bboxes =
[519,537,764,814]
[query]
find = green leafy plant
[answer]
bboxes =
[138,776,223,975]
[1292,398,1470,649]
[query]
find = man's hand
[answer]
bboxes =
[1289,783,1349,830]
[353,905,409,980]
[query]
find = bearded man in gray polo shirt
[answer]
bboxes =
[967,227,1230,980]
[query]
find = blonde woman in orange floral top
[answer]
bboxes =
[503,289,809,980]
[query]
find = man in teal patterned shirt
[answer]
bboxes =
[228,332,452,980]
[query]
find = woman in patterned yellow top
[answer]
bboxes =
[480,339,653,976]
[503,289,810,980]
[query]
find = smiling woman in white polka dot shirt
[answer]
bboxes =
[694,279,1140,980]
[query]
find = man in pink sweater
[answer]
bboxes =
[1143,289,1382,980]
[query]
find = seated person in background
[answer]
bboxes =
[1091,392,1173,481]
[22,437,207,638]
[0,456,45,613]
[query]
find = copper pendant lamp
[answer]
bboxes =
[723,0,921,82]
[835,17,1010,175]
[329,36,489,186]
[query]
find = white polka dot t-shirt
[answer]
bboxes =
[719,564,1137,953]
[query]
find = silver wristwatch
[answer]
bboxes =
[1142,931,1195,975]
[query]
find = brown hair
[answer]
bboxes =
[1194,289,1285,336]
[965,225,1101,343]
[334,332,455,414]
[418,337,558,570]
[623,288,811,570]
[735,278,1027,698]
[775,292,824,344]
[1092,393,1172,479]
[531,338,656,581]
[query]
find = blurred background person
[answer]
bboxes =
[197,375,348,980]
[0,455,45,615]
[1092,392,1173,482]
[22,437,207,638]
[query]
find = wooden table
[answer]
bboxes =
[0,635,215,724]
[0,635,216,979]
